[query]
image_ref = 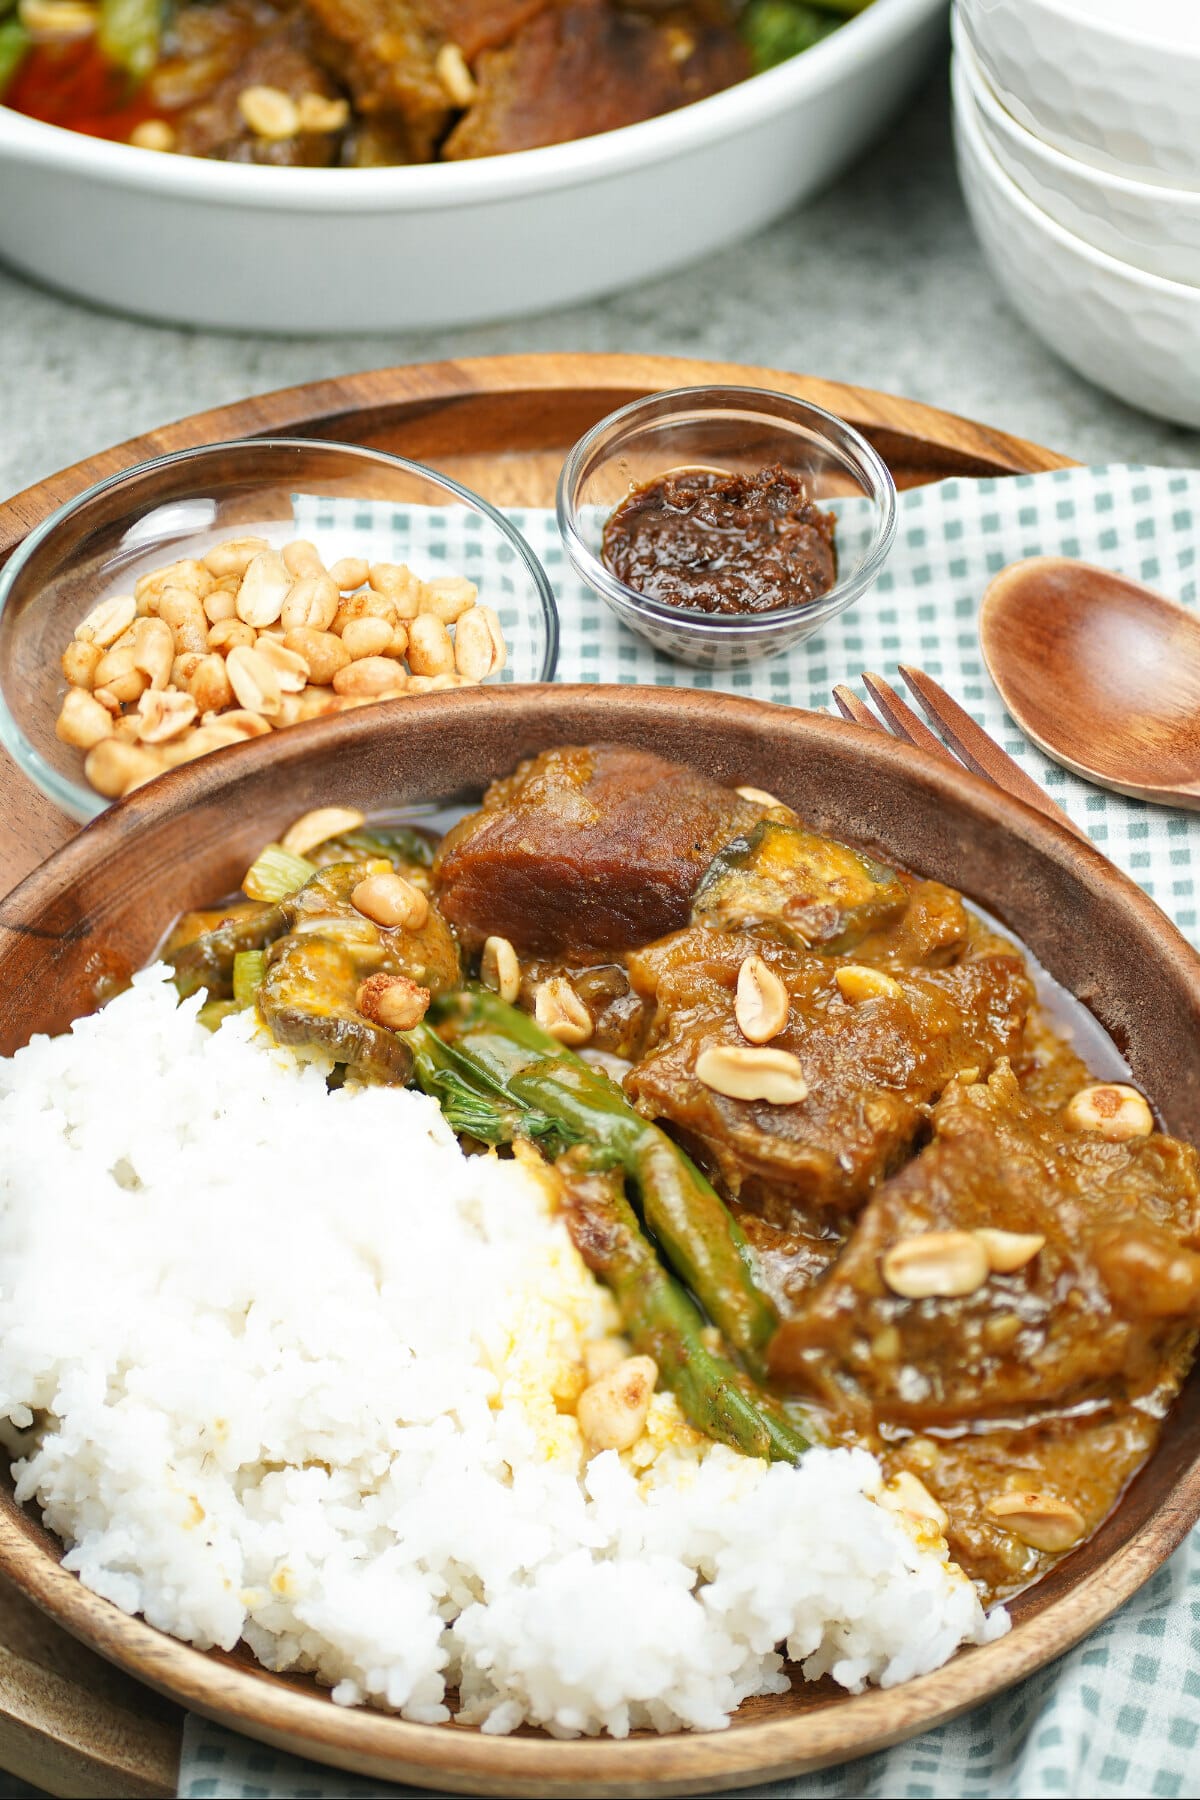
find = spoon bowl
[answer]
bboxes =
[980,556,1200,808]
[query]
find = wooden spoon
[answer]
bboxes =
[980,556,1200,809]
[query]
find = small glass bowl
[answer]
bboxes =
[557,386,897,669]
[0,438,558,822]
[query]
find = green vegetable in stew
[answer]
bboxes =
[692,817,908,952]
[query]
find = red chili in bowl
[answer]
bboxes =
[601,463,837,617]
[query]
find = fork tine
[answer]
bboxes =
[897,664,1087,840]
[860,671,954,764]
[832,685,886,732]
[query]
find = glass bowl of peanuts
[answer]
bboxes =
[0,439,559,820]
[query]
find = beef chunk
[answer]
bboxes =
[442,0,747,159]
[768,1062,1200,1426]
[625,926,1033,1222]
[431,744,763,959]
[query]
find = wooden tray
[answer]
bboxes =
[0,353,1073,1798]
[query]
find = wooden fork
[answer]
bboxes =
[832,665,1087,840]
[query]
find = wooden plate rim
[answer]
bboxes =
[0,684,1196,1796]
[0,352,1076,570]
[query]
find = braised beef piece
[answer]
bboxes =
[431,744,765,960]
[443,0,747,158]
[624,925,1033,1223]
[166,5,348,164]
[768,1061,1200,1426]
[302,0,451,160]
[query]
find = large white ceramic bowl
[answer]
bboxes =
[952,52,1200,428]
[0,0,944,335]
[955,22,1200,286]
[955,0,1200,188]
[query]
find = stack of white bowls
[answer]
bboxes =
[952,0,1200,427]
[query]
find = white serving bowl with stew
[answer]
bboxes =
[0,0,945,334]
[557,386,897,668]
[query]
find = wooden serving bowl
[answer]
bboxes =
[1,684,1198,1797]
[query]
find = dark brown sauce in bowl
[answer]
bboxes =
[601,462,838,616]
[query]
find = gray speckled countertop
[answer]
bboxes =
[2,45,1199,508]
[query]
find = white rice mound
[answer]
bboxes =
[0,966,1007,1737]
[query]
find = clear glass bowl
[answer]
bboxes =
[556,385,897,669]
[0,438,558,822]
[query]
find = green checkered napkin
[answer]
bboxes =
[179,466,1200,1800]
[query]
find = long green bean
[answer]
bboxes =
[427,989,778,1373]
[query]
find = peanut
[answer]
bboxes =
[984,1491,1085,1553]
[92,645,149,707]
[157,587,209,654]
[61,638,103,689]
[282,627,349,687]
[836,965,904,1003]
[421,575,478,624]
[328,556,369,592]
[1063,1083,1154,1141]
[351,870,428,930]
[279,686,340,725]
[435,42,478,107]
[83,738,165,798]
[202,586,240,624]
[135,559,213,611]
[238,84,299,140]
[877,1471,949,1533]
[236,550,291,628]
[55,687,114,749]
[369,563,421,619]
[534,977,592,1046]
[130,616,175,690]
[736,784,784,808]
[207,619,257,656]
[695,1044,808,1104]
[188,654,235,716]
[171,651,205,689]
[225,645,282,716]
[341,616,396,661]
[735,954,789,1044]
[407,613,454,677]
[355,973,431,1031]
[453,605,505,681]
[576,1355,657,1453]
[974,1228,1045,1274]
[333,657,406,698]
[281,806,365,858]
[75,593,136,648]
[281,539,324,578]
[252,637,309,692]
[202,536,269,579]
[334,589,396,634]
[480,935,521,1005]
[210,709,271,739]
[281,572,339,633]
[881,1231,989,1300]
[136,688,198,744]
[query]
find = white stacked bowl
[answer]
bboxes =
[952,1,1200,426]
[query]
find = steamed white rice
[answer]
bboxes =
[0,967,1006,1736]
